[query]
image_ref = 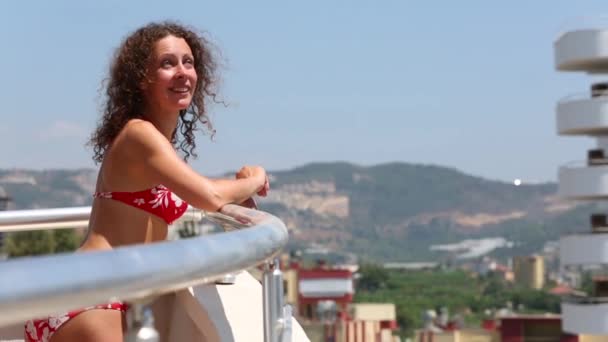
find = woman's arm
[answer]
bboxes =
[119,120,267,212]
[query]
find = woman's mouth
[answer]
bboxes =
[170,87,190,94]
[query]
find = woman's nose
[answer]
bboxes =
[175,63,186,78]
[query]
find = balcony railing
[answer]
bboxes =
[0,204,292,342]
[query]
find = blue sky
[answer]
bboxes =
[0,1,606,182]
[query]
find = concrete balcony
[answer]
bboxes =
[562,301,608,335]
[557,94,608,135]
[555,29,608,72]
[558,163,608,200]
[560,234,608,266]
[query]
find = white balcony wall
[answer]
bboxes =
[162,271,310,342]
[558,165,608,199]
[555,29,608,72]
[557,96,608,135]
[560,234,608,266]
[299,278,354,298]
[562,302,608,335]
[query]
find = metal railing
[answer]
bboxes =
[0,206,206,232]
[0,204,292,342]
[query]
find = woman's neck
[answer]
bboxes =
[143,106,180,140]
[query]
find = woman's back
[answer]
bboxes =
[83,119,174,251]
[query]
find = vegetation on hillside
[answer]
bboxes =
[267,162,573,262]
[355,264,561,338]
[0,162,584,262]
[2,229,81,257]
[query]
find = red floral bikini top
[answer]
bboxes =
[93,185,188,224]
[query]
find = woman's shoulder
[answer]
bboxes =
[117,119,162,145]
[112,119,167,156]
[122,118,158,136]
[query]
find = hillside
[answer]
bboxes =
[0,169,96,209]
[260,162,588,261]
[0,163,591,262]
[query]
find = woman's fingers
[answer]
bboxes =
[257,176,269,196]
[236,166,269,197]
[240,197,258,209]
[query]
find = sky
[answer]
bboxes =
[0,1,606,182]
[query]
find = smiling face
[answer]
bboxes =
[143,35,198,114]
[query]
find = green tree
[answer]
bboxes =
[3,229,81,257]
[510,288,561,313]
[580,271,595,296]
[396,307,418,338]
[355,268,564,339]
[5,230,55,257]
[53,229,80,253]
[482,273,507,297]
[357,263,390,292]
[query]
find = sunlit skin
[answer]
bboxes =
[50,35,269,342]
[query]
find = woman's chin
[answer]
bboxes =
[172,101,192,111]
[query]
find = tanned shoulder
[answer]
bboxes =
[114,119,167,161]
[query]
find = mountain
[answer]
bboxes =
[0,169,96,209]
[260,162,593,262]
[0,163,593,262]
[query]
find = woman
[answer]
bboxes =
[24,21,269,342]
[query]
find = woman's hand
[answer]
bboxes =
[239,197,258,209]
[235,166,269,209]
[235,165,269,197]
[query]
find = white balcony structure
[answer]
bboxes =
[0,205,311,342]
[299,278,354,299]
[555,29,608,72]
[560,234,608,265]
[557,94,608,135]
[558,163,608,199]
[562,301,608,336]
[555,20,608,336]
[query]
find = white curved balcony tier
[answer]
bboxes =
[557,94,608,135]
[560,234,608,266]
[555,29,608,72]
[562,301,608,335]
[558,163,608,199]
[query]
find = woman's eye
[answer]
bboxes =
[161,59,172,67]
[184,58,194,65]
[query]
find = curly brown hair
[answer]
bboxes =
[89,21,219,163]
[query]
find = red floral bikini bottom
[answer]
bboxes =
[24,302,128,342]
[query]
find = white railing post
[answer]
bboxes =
[281,304,293,342]
[263,260,278,342]
[124,301,159,342]
[263,258,292,342]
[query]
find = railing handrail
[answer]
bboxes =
[0,204,288,328]
[0,205,206,232]
[0,206,92,226]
